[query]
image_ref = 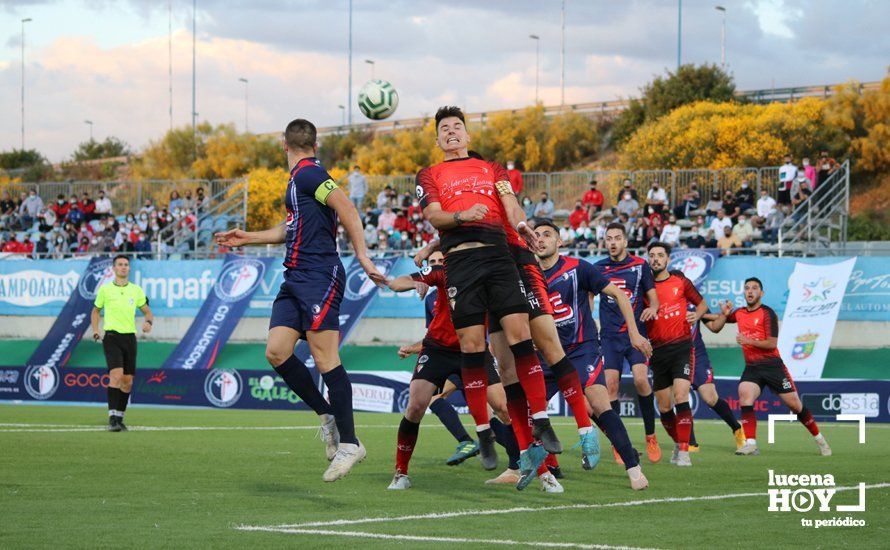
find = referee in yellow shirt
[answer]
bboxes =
[90,255,154,432]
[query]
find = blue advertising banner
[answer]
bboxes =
[668,249,720,287]
[161,255,274,369]
[2,256,889,321]
[25,256,113,372]
[294,256,400,364]
[2,364,887,423]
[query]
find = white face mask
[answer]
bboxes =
[741,183,748,189]
[623,194,631,200]
[739,218,747,224]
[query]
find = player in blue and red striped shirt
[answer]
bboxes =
[593,223,661,464]
[215,118,385,483]
[534,221,651,490]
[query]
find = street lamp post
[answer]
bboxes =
[238,77,249,132]
[529,34,540,104]
[338,105,346,128]
[347,0,353,126]
[560,0,565,106]
[84,120,93,141]
[715,5,726,68]
[677,0,682,70]
[192,0,197,134]
[21,17,32,150]
[365,59,375,80]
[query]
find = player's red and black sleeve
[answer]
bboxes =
[410,265,445,287]
[681,274,704,305]
[415,168,439,209]
[726,308,739,323]
[490,161,511,186]
[763,306,779,337]
[578,260,609,295]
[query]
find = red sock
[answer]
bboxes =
[741,405,757,439]
[545,453,559,469]
[797,407,820,436]
[504,383,533,450]
[675,402,693,452]
[460,351,490,428]
[537,463,549,476]
[660,410,678,442]
[395,417,419,475]
[510,340,548,415]
[553,357,593,430]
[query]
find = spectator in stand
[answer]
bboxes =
[617,212,633,235]
[2,234,22,254]
[139,199,155,215]
[506,160,523,194]
[80,192,96,221]
[559,223,574,246]
[802,157,817,190]
[717,226,742,256]
[393,231,412,251]
[704,191,722,218]
[686,224,706,248]
[582,180,604,215]
[76,236,91,254]
[137,213,150,233]
[645,182,668,215]
[95,190,112,217]
[35,234,49,258]
[735,179,755,213]
[407,197,423,220]
[722,190,740,222]
[181,189,194,210]
[50,194,69,220]
[791,178,813,222]
[629,217,648,249]
[568,200,589,230]
[376,185,395,211]
[1,192,16,228]
[709,208,733,236]
[533,192,554,219]
[363,221,377,249]
[815,150,839,188]
[336,225,350,253]
[763,205,787,243]
[51,233,67,257]
[168,190,183,212]
[777,154,797,205]
[704,229,718,248]
[393,209,409,234]
[134,232,152,258]
[376,230,390,252]
[732,215,755,248]
[647,215,664,245]
[756,189,777,227]
[617,179,639,203]
[377,206,396,231]
[195,187,206,205]
[616,190,640,218]
[521,195,535,219]
[347,165,367,210]
[659,215,682,247]
[792,171,811,201]
[364,207,379,227]
[579,219,596,249]
[673,181,701,219]
[66,200,84,226]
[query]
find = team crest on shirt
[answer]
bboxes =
[129,298,135,305]
[447,286,457,298]
[312,304,321,315]
[418,355,428,364]
[421,266,432,276]
[415,184,425,199]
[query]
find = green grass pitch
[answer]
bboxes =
[1,405,887,549]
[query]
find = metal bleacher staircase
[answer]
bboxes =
[163,179,248,255]
[778,160,850,256]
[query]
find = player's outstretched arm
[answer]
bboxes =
[326,188,386,286]
[214,223,285,247]
[387,275,419,292]
[601,283,652,358]
[707,300,733,333]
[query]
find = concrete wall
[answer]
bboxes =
[1,316,887,349]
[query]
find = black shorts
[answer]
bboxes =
[650,340,694,392]
[412,345,500,391]
[103,331,137,375]
[777,188,791,205]
[444,244,528,330]
[740,359,797,394]
[490,247,554,333]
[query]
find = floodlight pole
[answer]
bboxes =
[21,17,32,150]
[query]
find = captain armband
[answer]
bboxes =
[495,181,515,196]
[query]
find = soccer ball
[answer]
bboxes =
[358,79,399,120]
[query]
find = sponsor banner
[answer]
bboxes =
[2,366,889,422]
[778,259,856,380]
[25,256,113,372]
[2,256,890,321]
[162,255,273,369]
[295,256,399,365]
[668,248,720,288]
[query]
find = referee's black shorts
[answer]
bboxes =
[103,331,137,375]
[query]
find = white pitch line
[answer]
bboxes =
[252,483,890,530]
[236,526,658,550]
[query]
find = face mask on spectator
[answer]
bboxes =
[91,238,98,245]
[140,215,147,220]
[57,237,64,244]
[523,198,531,206]
[58,200,65,205]
[151,224,160,231]
[739,217,747,224]
[412,214,420,221]
[401,234,408,241]
[803,159,810,166]
[741,183,748,189]
[623,194,631,200]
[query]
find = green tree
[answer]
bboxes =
[72,137,131,161]
[0,149,45,170]
[612,63,736,145]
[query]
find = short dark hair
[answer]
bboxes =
[605,222,627,236]
[589,180,597,186]
[534,220,560,234]
[647,241,672,255]
[435,106,465,128]
[284,118,317,150]
[112,254,130,264]
[744,276,763,289]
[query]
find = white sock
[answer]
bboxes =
[578,426,593,435]
[475,424,490,432]
[531,411,548,420]
[747,438,757,445]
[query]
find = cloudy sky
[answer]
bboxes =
[1,0,888,161]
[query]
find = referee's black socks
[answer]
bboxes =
[118,390,130,417]
[107,387,121,417]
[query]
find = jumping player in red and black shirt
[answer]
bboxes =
[645,242,709,467]
[415,106,559,488]
[215,119,385,483]
[709,277,831,457]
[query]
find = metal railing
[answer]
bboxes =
[160,179,248,256]
[778,160,850,256]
